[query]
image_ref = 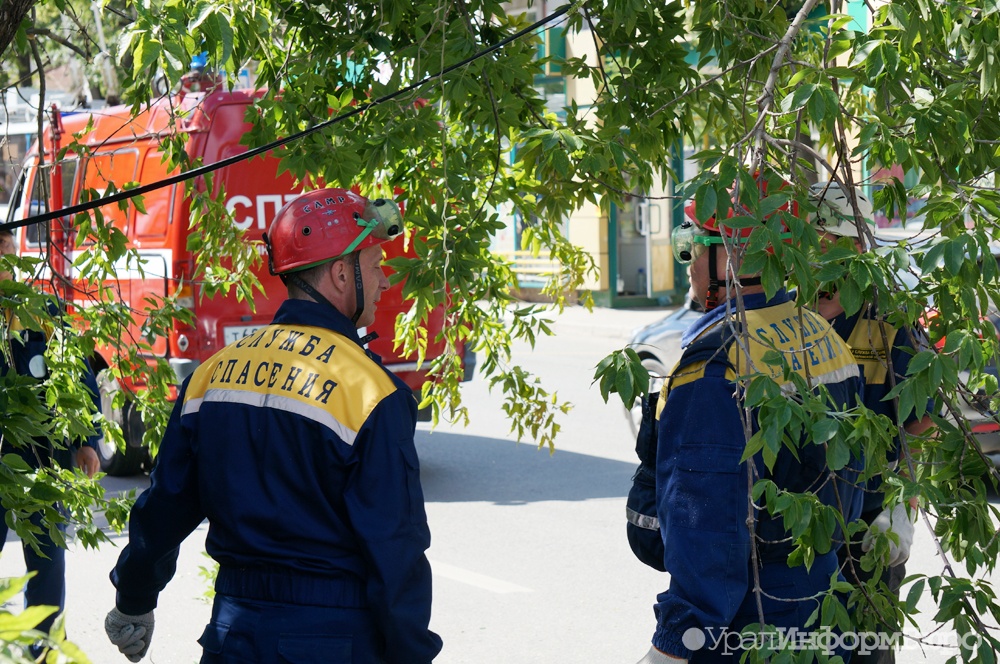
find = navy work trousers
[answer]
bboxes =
[0,508,66,636]
[198,594,387,663]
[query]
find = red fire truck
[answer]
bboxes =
[7,90,469,475]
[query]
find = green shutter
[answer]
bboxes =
[547,27,565,75]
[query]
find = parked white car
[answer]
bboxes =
[623,297,702,437]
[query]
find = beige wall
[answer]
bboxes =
[565,28,599,129]
[571,200,608,291]
[646,176,676,294]
[563,26,608,291]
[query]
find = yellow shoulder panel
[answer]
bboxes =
[4,311,24,333]
[736,301,859,390]
[846,318,898,385]
[184,325,397,439]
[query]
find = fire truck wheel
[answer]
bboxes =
[96,370,147,477]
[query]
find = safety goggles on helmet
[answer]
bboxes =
[337,198,405,259]
[671,219,728,264]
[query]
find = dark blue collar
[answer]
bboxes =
[681,288,792,348]
[271,299,365,348]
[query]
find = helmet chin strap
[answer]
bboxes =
[703,243,762,311]
[705,244,721,310]
[282,256,376,340]
[349,255,366,326]
[283,272,339,314]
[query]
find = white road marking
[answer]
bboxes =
[429,560,533,594]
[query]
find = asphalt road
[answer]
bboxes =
[1,304,997,663]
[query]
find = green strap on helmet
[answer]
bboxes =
[336,218,380,259]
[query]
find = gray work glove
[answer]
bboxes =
[105,608,155,662]
[862,502,915,566]
[635,645,688,663]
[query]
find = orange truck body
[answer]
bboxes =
[8,90,467,473]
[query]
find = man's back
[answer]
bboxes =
[186,312,401,573]
[650,290,863,660]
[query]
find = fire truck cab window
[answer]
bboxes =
[134,149,173,241]
[23,159,78,248]
[80,150,138,237]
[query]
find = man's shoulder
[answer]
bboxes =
[181,323,406,442]
[187,323,397,404]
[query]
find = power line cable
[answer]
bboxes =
[2,2,576,233]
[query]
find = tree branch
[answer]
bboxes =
[27,27,89,59]
[750,0,824,165]
[766,136,838,178]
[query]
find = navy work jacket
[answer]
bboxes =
[1,301,100,468]
[651,290,864,660]
[111,298,442,663]
[831,308,929,513]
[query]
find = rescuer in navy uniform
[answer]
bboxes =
[0,227,101,657]
[631,178,864,663]
[809,181,933,664]
[105,188,442,663]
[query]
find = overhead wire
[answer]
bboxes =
[1,1,577,234]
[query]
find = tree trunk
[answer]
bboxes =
[0,0,38,66]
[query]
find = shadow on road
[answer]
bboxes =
[85,432,640,516]
[416,430,637,505]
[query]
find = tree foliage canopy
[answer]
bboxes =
[4,0,1000,659]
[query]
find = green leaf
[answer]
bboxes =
[811,417,840,444]
[826,435,851,470]
[695,184,718,223]
[28,482,65,502]
[594,353,615,379]
[367,32,393,53]
[134,36,162,78]
[849,259,872,289]
[745,376,775,405]
[815,262,846,282]
[865,42,887,79]
[190,4,217,31]
[615,363,635,403]
[131,193,147,215]
[905,578,926,612]
[945,237,967,275]
[907,350,935,375]
[824,66,855,79]
[808,86,827,122]
[762,427,781,470]
[850,39,880,68]
[839,278,863,315]
[215,14,235,67]
[0,604,58,633]
[787,83,817,112]
[1,453,32,473]
[921,242,947,272]
[759,193,789,218]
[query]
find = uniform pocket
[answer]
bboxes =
[666,443,743,534]
[398,438,428,524]
[197,621,230,654]
[277,634,352,663]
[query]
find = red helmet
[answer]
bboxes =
[264,188,404,275]
[683,176,798,239]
